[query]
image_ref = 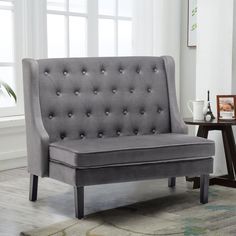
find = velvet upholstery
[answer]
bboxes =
[23,56,191,177]
[23,56,214,218]
[50,134,214,168]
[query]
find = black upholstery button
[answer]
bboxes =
[152,128,156,134]
[80,133,85,139]
[93,89,98,95]
[74,90,79,95]
[123,109,128,115]
[105,109,110,115]
[133,129,138,135]
[98,132,103,138]
[60,133,66,140]
[86,111,91,117]
[157,107,162,113]
[56,91,61,96]
[68,112,72,118]
[130,88,134,93]
[49,114,53,119]
[119,68,124,74]
[136,68,141,74]
[147,87,152,93]
[63,71,68,76]
[116,130,121,136]
[44,71,49,76]
[153,67,158,73]
[140,109,145,115]
[112,88,117,93]
[101,69,105,74]
[82,69,87,75]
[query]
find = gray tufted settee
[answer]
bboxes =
[23,56,214,219]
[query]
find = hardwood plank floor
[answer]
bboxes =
[0,168,191,236]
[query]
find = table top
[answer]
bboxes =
[184,117,236,126]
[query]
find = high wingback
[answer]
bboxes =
[23,56,187,177]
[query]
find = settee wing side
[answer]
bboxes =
[22,58,50,177]
[162,56,188,134]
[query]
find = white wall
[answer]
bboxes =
[196,0,234,175]
[0,116,26,171]
[180,0,196,117]
[153,0,181,101]
[180,0,196,135]
[232,2,236,95]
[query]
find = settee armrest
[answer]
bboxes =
[23,59,50,177]
[162,56,188,134]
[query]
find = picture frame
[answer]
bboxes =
[217,95,236,120]
[188,0,197,47]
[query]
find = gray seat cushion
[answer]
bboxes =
[49,134,215,168]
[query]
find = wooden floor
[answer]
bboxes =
[0,167,191,236]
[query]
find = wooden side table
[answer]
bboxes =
[184,118,236,189]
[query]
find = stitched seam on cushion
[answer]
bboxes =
[50,142,215,155]
[49,156,214,169]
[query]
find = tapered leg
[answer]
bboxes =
[200,174,209,204]
[74,186,84,219]
[168,177,176,187]
[29,174,38,201]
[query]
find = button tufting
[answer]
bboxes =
[119,68,124,74]
[44,71,49,76]
[74,90,80,95]
[82,69,87,75]
[68,112,72,118]
[116,130,121,136]
[123,109,128,115]
[152,128,156,134]
[98,132,103,138]
[112,88,117,93]
[93,89,98,95]
[60,133,66,139]
[105,109,110,115]
[101,68,105,74]
[49,114,54,119]
[63,71,68,76]
[80,133,85,139]
[129,88,134,93]
[153,67,158,73]
[133,129,138,135]
[136,68,141,74]
[157,107,162,113]
[147,87,152,93]
[86,111,91,117]
[56,91,61,96]
[140,109,145,115]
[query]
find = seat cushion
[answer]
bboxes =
[49,134,215,168]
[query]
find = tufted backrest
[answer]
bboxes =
[36,57,171,142]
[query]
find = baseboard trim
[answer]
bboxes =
[0,156,27,171]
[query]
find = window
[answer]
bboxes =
[0,0,15,108]
[47,0,88,58]
[46,0,133,58]
[98,0,133,56]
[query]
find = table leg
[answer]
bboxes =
[197,125,209,138]
[222,127,235,179]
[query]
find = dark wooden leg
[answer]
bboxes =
[222,127,235,179]
[29,174,38,202]
[197,125,209,138]
[200,174,209,204]
[74,186,84,219]
[168,177,176,187]
[224,126,236,173]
